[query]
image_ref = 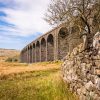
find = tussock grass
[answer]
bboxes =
[0,62,60,76]
[30,61,62,66]
[0,61,78,100]
[1,62,28,67]
[0,70,77,100]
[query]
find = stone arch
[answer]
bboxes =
[71,26,79,33]
[30,45,32,63]
[32,43,35,63]
[24,48,27,62]
[58,27,69,60]
[26,47,28,63]
[41,38,46,62]
[21,50,24,62]
[47,34,54,61]
[68,26,82,52]
[36,41,40,62]
[28,46,30,63]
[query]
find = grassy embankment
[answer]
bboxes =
[0,62,78,100]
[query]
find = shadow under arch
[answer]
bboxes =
[41,38,46,62]
[32,43,35,63]
[29,45,32,63]
[36,41,40,62]
[68,26,82,52]
[28,46,30,63]
[24,48,27,63]
[58,27,69,60]
[47,34,54,61]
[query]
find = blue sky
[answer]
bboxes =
[0,0,50,50]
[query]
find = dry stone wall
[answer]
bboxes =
[62,32,100,100]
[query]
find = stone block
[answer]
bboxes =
[95,69,100,76]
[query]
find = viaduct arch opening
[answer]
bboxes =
[41,38,46,62]
[28,46,30,63]
[24,49,27,62]
[58,27,69,60]
[36,41,40,62]
[22,50,25,62]
[30,45,32,63]
[68,26,82,52]
[47,34,54,61]
[32,43,35,63]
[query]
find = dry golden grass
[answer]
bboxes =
[0,62,61,76]
[0,61,78,100]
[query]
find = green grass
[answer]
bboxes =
[0,69,78,100]
[30,61,62,66]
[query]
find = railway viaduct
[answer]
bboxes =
[20,24,82,63]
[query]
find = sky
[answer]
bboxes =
[0,0,51,50]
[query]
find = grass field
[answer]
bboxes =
[0,62,78,100]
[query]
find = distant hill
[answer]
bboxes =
[0,48,20,62]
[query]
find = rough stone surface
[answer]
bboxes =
[21,24,82,63]
[93,32,100,49]
[62,34,100,100]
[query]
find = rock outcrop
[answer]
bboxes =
[62,32,100,100]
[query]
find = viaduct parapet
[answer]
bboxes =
[20,24,82,63]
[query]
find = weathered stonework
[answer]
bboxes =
[62,32,100,100]
[20,24,82,63]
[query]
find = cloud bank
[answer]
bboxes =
[0,0,51,36]
[0,0,51,49]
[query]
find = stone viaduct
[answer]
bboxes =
[20,24,82,63]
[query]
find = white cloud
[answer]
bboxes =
[0,0,51,36]
[0,35,19,43]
